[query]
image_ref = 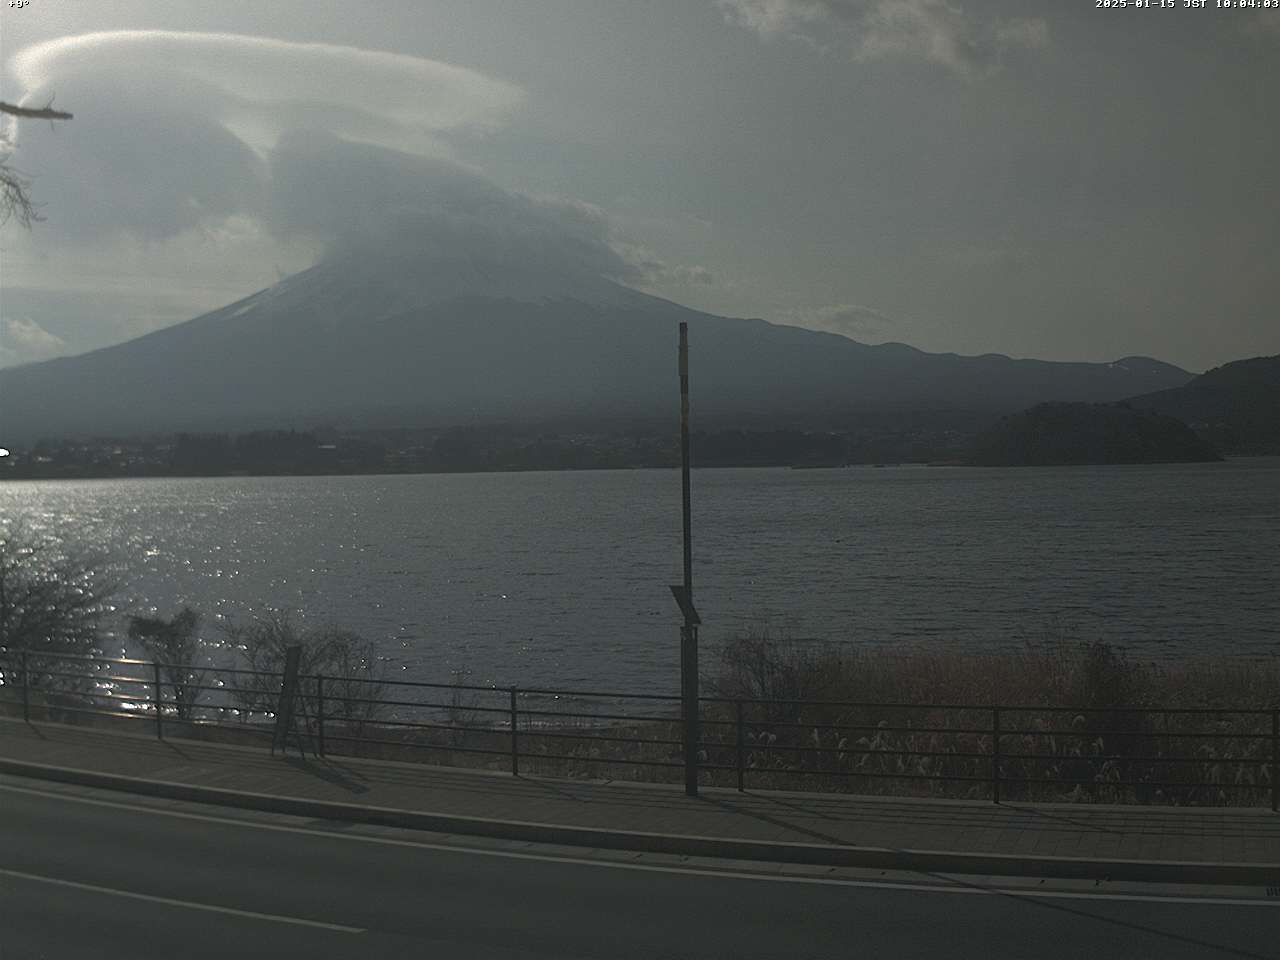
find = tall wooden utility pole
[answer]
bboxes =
[670,321,701,797]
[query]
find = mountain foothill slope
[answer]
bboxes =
[1127,354,1280,455]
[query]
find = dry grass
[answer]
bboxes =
[4,632,1277,806]
[697,631,1280,805]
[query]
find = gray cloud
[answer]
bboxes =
[9,75,266,241]
[718,0,1047,75]
[781,303,898,341]
[613,243,716,288]
[657,264,716,286]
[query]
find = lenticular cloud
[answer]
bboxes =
[6,30,524,154]
[3,30,637,287]
[1,30,527,242]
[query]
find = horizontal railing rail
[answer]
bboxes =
[1,647,1276,808]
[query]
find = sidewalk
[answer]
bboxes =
[3,718,1279,885]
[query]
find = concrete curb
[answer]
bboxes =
[4,755,1279,886]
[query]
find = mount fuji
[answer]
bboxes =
[0,249,1193,442]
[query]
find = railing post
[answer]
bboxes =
[510,686,519,777]
[1272,708,1277,814]
[153,660,164,740]
[316,675,326,758]
[736,700,745,792]
[992,705,1001,804]
[21,649,30,723]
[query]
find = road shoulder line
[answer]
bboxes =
[2,754,1278,886]
[0,866,365,933]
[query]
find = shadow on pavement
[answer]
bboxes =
[283,756,371,794]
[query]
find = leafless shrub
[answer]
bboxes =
[220,612,388,730]
[0,520,117,699]
[309,626,388,737]
[127,607,207,721]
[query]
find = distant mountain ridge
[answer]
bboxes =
[0,251,1195,442]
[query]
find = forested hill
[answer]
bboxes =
[969,402,1223,466]
[1128,355,1280,455]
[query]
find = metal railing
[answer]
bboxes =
[1,648,1276,808]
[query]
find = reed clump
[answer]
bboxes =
[697,630,1280,805]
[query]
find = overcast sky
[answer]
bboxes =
[2,1,1276,372]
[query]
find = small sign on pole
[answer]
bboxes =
[669,584,701,625]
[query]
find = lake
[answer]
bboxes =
[2,459,1277,692]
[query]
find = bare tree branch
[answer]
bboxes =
[0,101,74,121]
[0,164,41,227]
[0,99,73,228]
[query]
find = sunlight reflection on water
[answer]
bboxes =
[2,461,1278,691]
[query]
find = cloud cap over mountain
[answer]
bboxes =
[268,131,637,284]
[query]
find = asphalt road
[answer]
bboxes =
[1,774,1277,960]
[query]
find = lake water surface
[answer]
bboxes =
[2,459,1277,692]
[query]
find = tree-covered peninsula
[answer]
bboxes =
[969,402,1222,466]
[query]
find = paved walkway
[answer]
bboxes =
[3,718,1279,882]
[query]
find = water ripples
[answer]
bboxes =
[2,462,1278,690]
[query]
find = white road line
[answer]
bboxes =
[2,779,1275,908]
[0,867,365,934]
